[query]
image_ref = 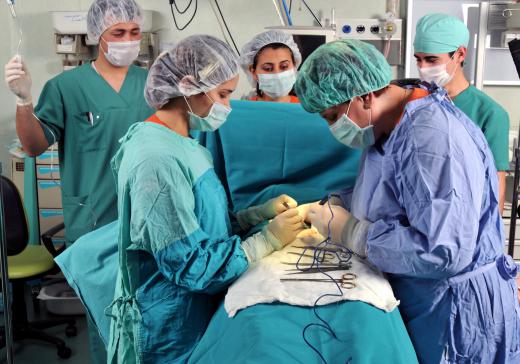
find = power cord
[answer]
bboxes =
[214,0,240,55]
[300,0,322,27]
[169,0,198,31]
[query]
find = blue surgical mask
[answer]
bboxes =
[329,99,375,149]
[185,94,231,132]
[257,69,296,98]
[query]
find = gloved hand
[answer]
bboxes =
[240,208,303,263]
[307,203,351,243]
[236,194,297,230]
[266,208,303,246]
[307,203,370,257]
[4,55,32,105]
[298,197,345,224]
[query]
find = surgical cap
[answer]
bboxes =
[87,0,144,43]
[295,39,392,113]
[240,30,302,86]
[144,35,239,110]
[414,13,470,54]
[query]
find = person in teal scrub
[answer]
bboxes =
[414,13,510,213]
[107,34,303,364]
[3,0,153,362]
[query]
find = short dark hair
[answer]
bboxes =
[449,51,464,67]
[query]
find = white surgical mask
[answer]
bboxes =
[185,94,231,132]
[257,69,297,98]
[101,38,141,67]
[417,54,457,87]
[329,99,375,149]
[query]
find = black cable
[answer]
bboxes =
[169,0,197,31]
[170,0,193,15]
[214,0,240,55]
[289,0,293,13]
[300,0,323,27]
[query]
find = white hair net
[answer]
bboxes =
[144,35,240,110]
[240,30,302,86]
[87,0,144,43]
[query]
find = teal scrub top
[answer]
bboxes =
[453,85,510,171]
[34,63,154,244]
[108,122,248,364]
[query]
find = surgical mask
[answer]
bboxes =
[101,38,141,67]
[329,99,375,149]
[257,69,296,98]
[185,94,231,132]
[417,54,457,87]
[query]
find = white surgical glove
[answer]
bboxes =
[307,203,370,257]
[236,194,297,230]
[241,208,303,263]
[4,55,32,105]
[298,197,344,224]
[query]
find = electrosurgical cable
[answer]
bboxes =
[294,193,354,364]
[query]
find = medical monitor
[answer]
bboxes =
[265,26,336,68]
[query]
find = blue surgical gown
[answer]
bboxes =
[107,122,249,364]
[349,88,520,363]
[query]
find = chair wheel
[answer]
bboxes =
[57,345,72,359]
[65,325,77,337]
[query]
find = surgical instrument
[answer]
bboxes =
[280,273,357,289]
[284,266,352,275]
[281,262,351,269]
[287,251,335,260]
[292,245,342,253]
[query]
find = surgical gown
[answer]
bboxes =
[349,88,520,363]
[107,122,249,364]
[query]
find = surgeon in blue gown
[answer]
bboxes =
[295,39,520,363]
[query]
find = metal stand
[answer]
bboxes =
[509,148,520,257]
[0,163,14,364]
[508,38,520,258]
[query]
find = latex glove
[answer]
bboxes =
[236,194,297,230]
[307,203,370,257]
[307,203,351,243]
[240,208,303,263]
[4,55,32,105]
[267,208,303,245]
[298,197,345,224]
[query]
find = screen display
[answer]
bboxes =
[291,35,326,68]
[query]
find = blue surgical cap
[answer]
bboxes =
[414,13,470,54]
[295,39,392,113]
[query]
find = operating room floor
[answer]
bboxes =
[0,312,90,364]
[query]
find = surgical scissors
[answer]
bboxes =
[280,272,357,289]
